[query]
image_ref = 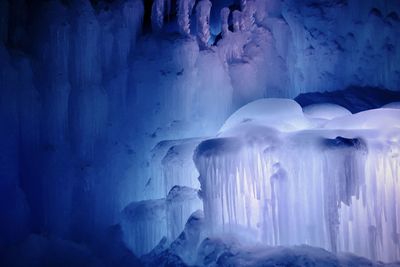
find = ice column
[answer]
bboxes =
[196,0,212,49]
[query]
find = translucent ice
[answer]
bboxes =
[194,99,400,262]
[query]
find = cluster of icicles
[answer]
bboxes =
[194,99,400,262]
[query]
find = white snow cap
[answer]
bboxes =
[219,98,311,134]
[303,103,352,120]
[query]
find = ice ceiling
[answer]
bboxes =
[1,0,400,266]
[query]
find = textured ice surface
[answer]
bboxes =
[167,186,203,241]
[121,199,167,256]
[122,186,202,256]
[2,0,400,265]
[195,99,400,262]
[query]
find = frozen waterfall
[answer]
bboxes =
[194,99,400,262]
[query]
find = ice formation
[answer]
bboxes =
[122,186,202,256]
[1,0,400,266]
[196,0,212,49]
[151,0,166,32]
[194,99,400,262]
[177,0,196,36]
[220,7,230,37]
[232,10,242,32]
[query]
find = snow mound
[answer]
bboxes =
[325,108,400,130]
[219,98,310,134]
[303,103,352,120]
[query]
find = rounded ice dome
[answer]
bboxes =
[219,98,311,134]
[303,103,352,120]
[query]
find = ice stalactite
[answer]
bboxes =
[177,0,196,36]
[121,199,167,256]
[220,7,230,37]
[196,0,212,49]
[169,210,205,265]
[194,99,400,262]
[162,139,202,196]
[151,0,165,32]
[241,0,256,31]
[232,10,242,32]
[122,187,202,256]
[241,0,247,11]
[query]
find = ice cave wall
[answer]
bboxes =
[0,0,400,259]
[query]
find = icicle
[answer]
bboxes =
[221,7,230,37]
[177,0,195,36]
[241,0,256,31]
[240,0,247,11]
[151,0,165,32]
[196,0,212,49]
[232,10,242,32]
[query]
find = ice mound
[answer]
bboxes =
[219,98,311,134]
[303,103,352,120]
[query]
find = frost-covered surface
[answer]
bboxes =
[195,99,400,262]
